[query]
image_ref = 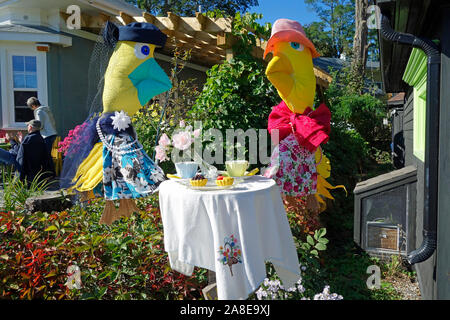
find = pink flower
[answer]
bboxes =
[172,131,193,150]
[285,161,293,172]
[193,129,201,138]
[158,133,171,148]
[291,152,298,162]
[283,181,293,193]
[276,167,284,178]
[155,145,169,162]
[179,120,185,128]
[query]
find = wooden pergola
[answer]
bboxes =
[60,10,332,88]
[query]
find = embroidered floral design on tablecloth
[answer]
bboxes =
[218,234,242,276]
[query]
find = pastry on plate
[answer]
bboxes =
[216,175,234,186]
[190,174,208,187]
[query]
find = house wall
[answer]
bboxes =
[436,5,450,299]
[403,89,437,300]
[0,64,2,127]
[46,35,95,138]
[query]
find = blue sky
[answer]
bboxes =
[249,0,320,26]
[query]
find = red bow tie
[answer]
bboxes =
[268,101,331,152]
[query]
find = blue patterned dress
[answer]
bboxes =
[98,113,165,200]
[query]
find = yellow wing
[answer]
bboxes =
[70,142,103,192]
[315,147,331,179]
[314,147,346,211]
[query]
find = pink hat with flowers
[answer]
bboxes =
[264,19,320,59]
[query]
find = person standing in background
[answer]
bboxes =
[16,119,54,185]
[26,97,57,155]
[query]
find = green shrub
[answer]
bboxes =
[0,196,207,300]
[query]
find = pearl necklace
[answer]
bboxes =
[96,117,143,155]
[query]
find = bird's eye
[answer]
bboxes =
[290,42,304,52]
[134,43,151,59]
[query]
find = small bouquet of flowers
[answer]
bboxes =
[155,120,201,162]
[156,120,218,178]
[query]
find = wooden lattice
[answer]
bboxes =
[60,10,332,87]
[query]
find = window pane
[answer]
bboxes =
[15,106,34,123]
[13,74,25,88]
[12,56,24,72]
[25,74,37,88]
[14,90,38,107]
[25,56,36,72]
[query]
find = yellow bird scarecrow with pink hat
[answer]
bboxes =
[263,19,345,211]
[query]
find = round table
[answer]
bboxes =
[158,175,301,300]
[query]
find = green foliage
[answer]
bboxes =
[187,13,276,167]
[303,21,336,57]
[302,228,329,257]
[321,68,392,188]
[0,195,207,300]
[127,0,258,16]
[304,0,355,57]
[189,56,277,131]
[1,170,56,212]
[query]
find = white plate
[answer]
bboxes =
[171,176,243,191]
[218,170,254,180]
[189,184,235,191]
[168,176,190,184]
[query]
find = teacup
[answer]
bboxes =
[175,161,198,179]
[225,160,249,177]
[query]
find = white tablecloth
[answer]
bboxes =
[158,175,301,300]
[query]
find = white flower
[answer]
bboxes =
[65,264,82,290]
[111,111,131,131]
[158,133,171,147]
[172,131,193,150]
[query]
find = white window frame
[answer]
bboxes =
[0,42,48,129]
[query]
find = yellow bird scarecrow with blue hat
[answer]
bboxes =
[60,22,172,224]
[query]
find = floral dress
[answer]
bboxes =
[98,113,165,200]
[263,133,317,197]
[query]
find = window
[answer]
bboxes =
[413,84,426,162]
[402,48,427,162]
[0,44,48,128]
[12,55,37,122]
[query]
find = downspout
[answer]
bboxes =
[380,14,441,265]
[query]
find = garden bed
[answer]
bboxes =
[0,190,417,300]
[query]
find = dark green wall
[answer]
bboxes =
[404,75,437,301]
[0,62,2,127]
[47,35,95,138]
[436,4,450,299]
[402,6,450,299]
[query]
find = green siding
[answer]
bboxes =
[403,48,427,162]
